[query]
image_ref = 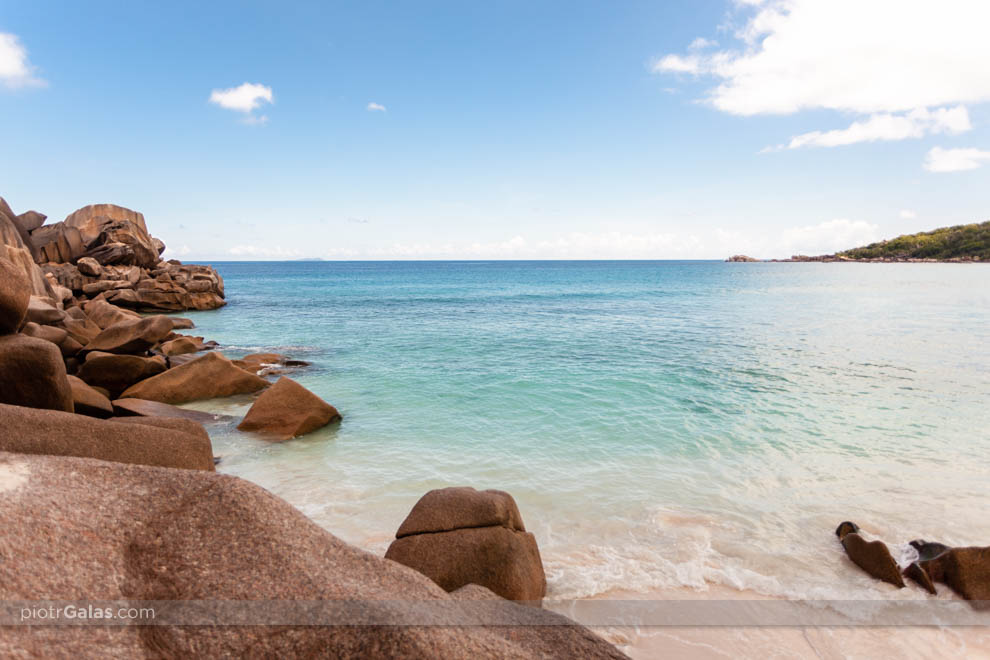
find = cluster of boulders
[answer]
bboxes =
[1,196,225,313]
[836,521,990,607]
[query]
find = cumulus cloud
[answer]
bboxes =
[774,106,970,150]
[366,102,386,112]
[0,33,45,89]
[654,0,990,153]
[209,82,273,113]
[924,146,990,173]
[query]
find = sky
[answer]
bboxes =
[1,0,989,260]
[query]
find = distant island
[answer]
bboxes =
[727,220,989,263]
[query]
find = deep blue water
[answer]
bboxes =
[178,261,990,599]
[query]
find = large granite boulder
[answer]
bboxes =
[66,375,114,418]
[121,352,269,404]
[15,210,46,232]
[59,315,103,346]
[41,262,94,292]
[76,256,103,277]
[0,256,30,334]
[237,376,341,441]
[84,315,174,354]
[160,335,207,356]
[63,203,149,244]
[386,487,547,602]
[24,296,65,324]
[0,205,50,297]
[0,451,623,658]
[910,545,990,606]
[0,403,213,470]
[77,352,167,397]
[0,334,74,412]
[83,298,140,329]
[834,521,905,588]
[30,222,87,263]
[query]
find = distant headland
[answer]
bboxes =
[728,220,989,263]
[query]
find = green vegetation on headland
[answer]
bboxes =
[727,220,990,262]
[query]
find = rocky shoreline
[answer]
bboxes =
[726,254,985,263]
[0,197,627,658]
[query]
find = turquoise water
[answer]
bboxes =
[180,261,990,600]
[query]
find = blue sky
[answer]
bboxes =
[2,0,988,259]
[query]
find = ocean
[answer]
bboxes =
[177,260,990,603]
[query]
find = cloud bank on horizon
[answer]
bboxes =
[654,0,990,164]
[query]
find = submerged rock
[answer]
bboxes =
[120,352,268,404]
[386,487,547,602]
[236,376,340,441]
[835,521,905,588]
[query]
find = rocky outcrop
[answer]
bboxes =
[30,222,87,263]
[0,257,30,333]
[834,521,905,588]
[386,487,547,602]
[0,404,214,470]
[0,451,622,658]
[111,397,232,423]
[83,298,140,329]
[77,352,168,397]
[84,315,174,354]
[725,255,760,262]
[66,374,114,417]
[159,335,209,356]
[0,203,50,298]
[76,256,102,277]
[121,352,269,404]
[237,376,341,440]
[0,334,74,412]
[15,210,46,232]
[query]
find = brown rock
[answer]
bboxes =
[237,377,341,441]
[159,335,206,356]
[82,280,116,295]
[76,256,103,277]
[233,352,288,374]
[20,321,68,345]
[40,262,93,292]
[0,207,50,297]
[111,397,233,423]
[15,210,46,232]
[835,521,905,588]
[67,375,114,418]
[57,335,83,357]
[83,298,141,328]
[84,315,173,354]
[25,296,65,324]
[0,403,213,470]
[60,316,103,345]
[77,352,167,398]
[169,316,195,329]
[0,256,30,333]
[0,334,73,412]
[385,525,547,602]
[0,451,624,659]
[914,547,990,606]
[63,203,150,244]
[397,486,526,538]
[120,352,268,404]
[30,222,88,264]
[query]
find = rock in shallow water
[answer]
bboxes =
[236,376,340,441]
[386,487,547,603]
[835,521,905,588]
[120,351,268,404]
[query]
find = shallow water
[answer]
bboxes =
[179,261,990,601]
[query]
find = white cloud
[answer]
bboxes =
[654,0,990,150]
[228,244,302,258]
[366,101,386,112]
[777,106,970,150]
[923,146,990,173]
[688,37,718,50]
[899,210,917,219]
[209,82,273,113]
[0,33,45,89]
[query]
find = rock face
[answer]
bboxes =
[84,315,174,354]
[0,403,214,471]
[911,545,990,606]
[386,487,547,602]
[24,296,65,324]
[67,375,114,418]
[0,334,74,412]
[237,377,341,441]
[83,298,141,329]
[120,352,269,404]
[0,451,624,659]
[835,521,905,588]
[76,256,103,277]
[0,256,30,333]
[15,210,46,232]
[30,222,87,263]
[76,352,167,396]
[0,203,49,298]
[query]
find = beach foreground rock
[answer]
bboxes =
[386,487,547,602]
[0,451,625,659]
[84,314,174,354]
[835,522,905,588]
[0,403,214,470]
[236,376,340,440]
[120,351,269,404]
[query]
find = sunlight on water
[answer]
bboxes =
[181,261,990,601]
